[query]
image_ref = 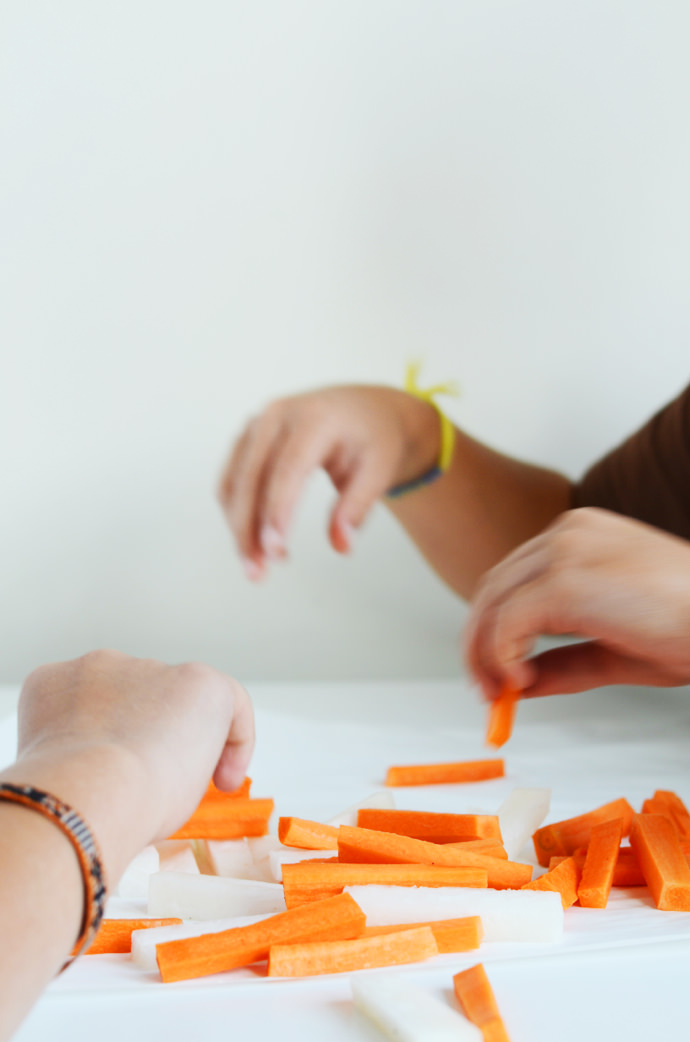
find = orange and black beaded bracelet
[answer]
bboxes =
[0,782,107,959]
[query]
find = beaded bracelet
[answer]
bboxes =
[0,782,107,959]
[386,362,459,498]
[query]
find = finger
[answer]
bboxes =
[328,459,388,553]
[518,642,686,698]
[229,415,284,565]
[487,572,580,688]
[463,536,552,682]
[217,425,252,512]
[467,533,550,644]
[257,426,333,561]
[213,680,256,791]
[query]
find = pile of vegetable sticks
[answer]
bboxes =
[85,776,690,983]
[74,683,690,1041]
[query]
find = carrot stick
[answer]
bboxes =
[532,798,634,867]
[443,839,508,859]
[364,915,483,954]
[611,847,646,887]
[278,817,340,850]
[577,818,624,908]
[356,809,502,844]
[155,892,365,983]
[337,826,532,890]
[385,760,505,787]
[553,847,646,888]
[168,797,274,841]
[521,856,581,909]
[651,791,690,839]
[80,918,182,956]
[629,813,690,911]
[281,862,488,908]
[267,925,438,977]
[485,683,520,750]
[454,963,512,1042]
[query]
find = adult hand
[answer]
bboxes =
[0,650,254,1039]
[218,385,440,579]
[7,650,254,883]
[464,507,690,700]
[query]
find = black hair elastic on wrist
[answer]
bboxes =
[0,782,107,959]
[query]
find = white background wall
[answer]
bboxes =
[1,1,689,685]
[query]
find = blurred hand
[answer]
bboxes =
[10,650,254,881]
[464,507,690,700]
[218,385,440,578]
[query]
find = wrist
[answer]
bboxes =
[392,391,443,487]
[1,742,153,886]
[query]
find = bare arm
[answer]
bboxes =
[218,384,572,598]
[0,651,254,1040]
[388,425,572,598]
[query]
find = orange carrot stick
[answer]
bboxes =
[337,826,532,890]
[281,862,488,908]
[454,963,512,1042]
[278,817,340,850]
[552,847,646,888]
[79,918,182,956]
[577,818,624,908]
[385,760,504,787]
[364,915,483,954]
[267,925,438,977]
[522,856,581,909]
[652,791,690,839]
[611,847,646,887]
[486,683,520,749]
[168,797,274,841]
[443,839,508,859]
[532,798,634,867]
[629,813,690,911]
[356,809,502,844]
[156,892,365,983]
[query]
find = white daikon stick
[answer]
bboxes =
[206,839,257,879]
[148,872,286,920]
[497,787,551,861]
[268,848,339,882]
[115,846,160,901]
[352,975,482,1042]
[345,886,563,943]
[327,791,397,828]
[131,913,271,972]
[246,835,284,860]
[156,840,200,876]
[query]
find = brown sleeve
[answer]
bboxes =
[572,383,690,540]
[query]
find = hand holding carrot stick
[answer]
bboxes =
[464,507,690,701]
[0,650,255,1041]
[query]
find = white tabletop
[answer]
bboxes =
[3,677,690,1041]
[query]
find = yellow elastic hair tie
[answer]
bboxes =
[387,362,460,498]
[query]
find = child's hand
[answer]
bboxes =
[218,385,440,579]
[464,507,690,700]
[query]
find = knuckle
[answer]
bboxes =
[79,648,123,670]
[176,660,221,691]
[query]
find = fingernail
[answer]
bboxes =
[260,524,286,562]
[243,558,265,582]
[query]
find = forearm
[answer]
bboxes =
[0,749,149,1041]
[388,426,573,599]
[0,802,83,1041]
